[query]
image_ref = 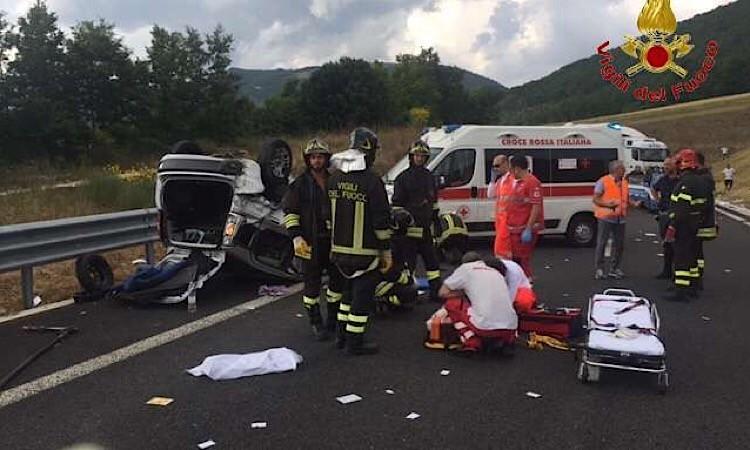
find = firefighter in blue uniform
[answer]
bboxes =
[328,128,392,355]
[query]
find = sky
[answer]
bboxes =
[0,0,737,87]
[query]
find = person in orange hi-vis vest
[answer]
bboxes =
[506,155,544,280]
[592,160,632,280]
[488,155,514,259]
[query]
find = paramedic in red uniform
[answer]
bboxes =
[506,155,544,279]
[488,155,514,259]
[438,252,517,353]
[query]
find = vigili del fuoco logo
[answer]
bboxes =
[596,0,719,103]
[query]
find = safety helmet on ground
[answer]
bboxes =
[390,208,415,236]
[303,138,331,156]
[675,148,699,170]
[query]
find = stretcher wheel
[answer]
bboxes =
[657,371,669,394]
[588,366,601,382]
[577,362,589,383]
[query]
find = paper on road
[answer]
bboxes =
[146,396,174,406]
[440,370,451,376]
[187,348,303,381]
[251,422,268,429]
[337,394,363,404]
[197,440,216,449]
[406,412,421,420]
[526,391,542,399]
[385,389,395,395]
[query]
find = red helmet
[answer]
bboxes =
[675,148,699,170]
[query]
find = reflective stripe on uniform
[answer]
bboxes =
[346,323,366,334]
[326,289,342,302]
[375,228,393,240]
[675,270,694,278]
[697,227,717,238]
[353,201,365,249]
[398,270,411,285]
[375,281,394,297]
[675,279,691,286]
[348,314,368,324]
[670,193,693,203]
[388,295,401,306]
[406,227,424,239]
[283,213,301,229]
[697,259,705,269]
[337,302,350,321]
[330,198,337,236]
[339,303,351,312]
[426,270,441,281]
[303,296,319,308]
[331,245,380,256]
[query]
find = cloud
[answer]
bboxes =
[0,0,737,86]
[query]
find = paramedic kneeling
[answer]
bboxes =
[438,252,517,353]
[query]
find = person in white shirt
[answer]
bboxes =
[723,164,736,192]
[438,252,517,352]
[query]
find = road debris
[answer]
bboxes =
[385,389,395,395]
[644,233,657,237]
[251,422,268,429]
[525,391,542,399]
[187,348,303,381]
[563,258,571,262]
[657,253,664,257]
[258,285,291,297]
[32,296,42,307]
[634,238,643,242]
[336,394,362,405]
[197,440,216,449]
[701,316,712,322]
[146,397,174,406]
[440,369,451,376]
[405,412,421,420]
[724,269,732,273]
[295,313,304,318]
[544,265,552,270]
[652,240,660,244]
[562,293,570,298]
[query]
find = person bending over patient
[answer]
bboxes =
[438,252,518,353]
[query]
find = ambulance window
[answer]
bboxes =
[485,149,551,183]
[550,148,618,183]
[631,149,639,161]
[433,149,475,187]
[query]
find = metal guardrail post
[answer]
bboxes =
[21,266,34,309]
[145,242,155,264]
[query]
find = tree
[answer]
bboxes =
[199,25,250,141]
[66,19,142,152]
[391,48,442,121]
[299,57,389,130]
[4,0,74,158]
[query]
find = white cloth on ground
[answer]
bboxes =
[187,347,303,380]
[443,260,517,330]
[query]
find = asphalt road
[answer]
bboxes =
[1,210,749,449]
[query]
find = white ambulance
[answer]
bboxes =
[384,123,668,247]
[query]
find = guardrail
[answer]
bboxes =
[0,209,159,309]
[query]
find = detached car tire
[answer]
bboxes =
[75,254,114,293]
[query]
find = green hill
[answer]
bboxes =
[230,63,506,104]
[496,0,750,125]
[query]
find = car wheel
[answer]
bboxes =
[75,254,114,293]
[259,139,292,203]
[567,214,596,247]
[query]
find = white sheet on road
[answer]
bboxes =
[187,348,303,381]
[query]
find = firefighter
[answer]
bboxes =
[695,151,718,290]
[392,140,442,302]
[665,149,710,302]
[374,208,418,311]
[282,138,343,340]
[328,127,392,355]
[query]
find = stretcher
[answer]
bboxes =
[577,289,669,394]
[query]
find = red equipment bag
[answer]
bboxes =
[518,307,583,339]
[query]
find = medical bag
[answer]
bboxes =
[518,307,584,339]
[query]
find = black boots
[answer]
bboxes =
[335,321,347,349]
[308,305,330,341]
[346,333,379,355]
